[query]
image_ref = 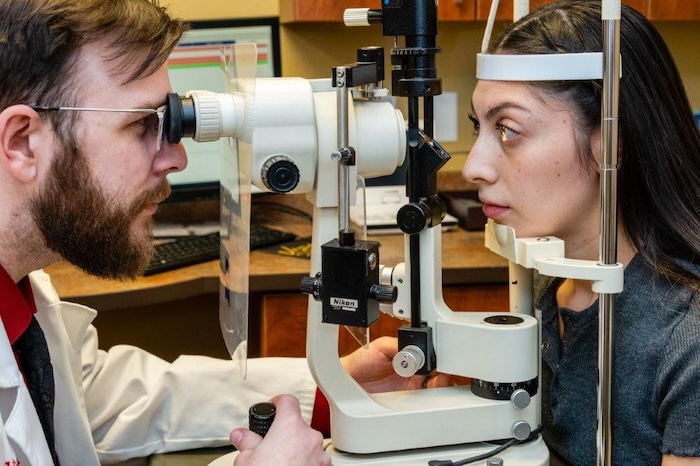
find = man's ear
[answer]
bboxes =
[0,105,45,183]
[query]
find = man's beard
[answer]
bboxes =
[30,138,170,280]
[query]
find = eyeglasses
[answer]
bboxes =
[29,104,168,152]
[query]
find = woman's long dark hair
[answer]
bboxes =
[491,0,700,290]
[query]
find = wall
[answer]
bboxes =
[162,0,277,20]
[163,0,700,174]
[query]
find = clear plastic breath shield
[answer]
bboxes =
[218,43,256,379]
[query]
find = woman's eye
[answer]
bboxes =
[496,123,518,142]
[468,114,480,135]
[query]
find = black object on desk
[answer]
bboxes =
[143,225,296,275]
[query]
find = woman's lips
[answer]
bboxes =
[482,203,508,219]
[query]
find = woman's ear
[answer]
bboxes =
[590,127,603,167]
[0,105,44,183]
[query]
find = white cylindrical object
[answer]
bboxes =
[249,78,318,193]
[344,8,371,26]
[353,101,406,179]
[513,0,529,21]
[188,90,246,142]
[436,313,538,381]
[602,0,621,20]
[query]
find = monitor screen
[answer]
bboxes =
[165,17,281,202]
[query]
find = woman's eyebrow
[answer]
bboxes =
[471,100,531,121]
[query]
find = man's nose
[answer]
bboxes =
[156,141,188,175]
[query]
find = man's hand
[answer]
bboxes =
[230,395,331,466]
[340,336,455,393]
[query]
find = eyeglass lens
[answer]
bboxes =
[154,106,167,152]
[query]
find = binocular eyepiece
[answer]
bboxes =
[165,90,244,145]
[165,92,196,145]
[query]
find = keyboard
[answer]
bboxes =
[144,225,297,276]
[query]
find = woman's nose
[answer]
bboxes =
[462,137,495,185]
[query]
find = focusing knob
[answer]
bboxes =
[261,155,300,193]
[249,402,276,437]
[397,203,430,234]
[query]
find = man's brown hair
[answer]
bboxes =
[0,0,188,113]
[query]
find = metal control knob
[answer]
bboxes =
[261,155,300,193]
[369,283,397,304]
[487,458,504,466]
[512,420,532,441]
[510,388,531,409]
[392,345,425,377]
[249,402,276,437]
[300,273,322,301]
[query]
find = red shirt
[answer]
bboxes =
[0,264,35,345]
[311,388,331,438]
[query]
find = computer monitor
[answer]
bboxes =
[165,17,282,202]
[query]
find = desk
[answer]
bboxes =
[44,225,509,360]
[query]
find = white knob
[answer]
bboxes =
[392,345,425,377]
[344,8,371,27]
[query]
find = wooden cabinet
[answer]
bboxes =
[475,0,648,21]
[281,0,377,23]
[260,284,510,357]
[437,1,476,21]
[280,0,475,22]
[281,0,700,23]
[475,0,551,21]
[648,1,700,20]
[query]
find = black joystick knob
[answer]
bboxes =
[249,402,276,437]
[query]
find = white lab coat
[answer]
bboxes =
[0,270,317,465]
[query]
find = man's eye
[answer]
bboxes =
[136,114,158,134]
[496,123,518,142]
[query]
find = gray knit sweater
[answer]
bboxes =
[536,254,700,464]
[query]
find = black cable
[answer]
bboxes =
[428,425,545,466]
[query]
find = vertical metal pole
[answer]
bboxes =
[407,96,422,328]
[597,1,621,464]
[336,66,351,233]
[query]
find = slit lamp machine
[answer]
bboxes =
[164,0,624,464]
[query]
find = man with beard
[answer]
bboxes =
[0,0,439,464]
